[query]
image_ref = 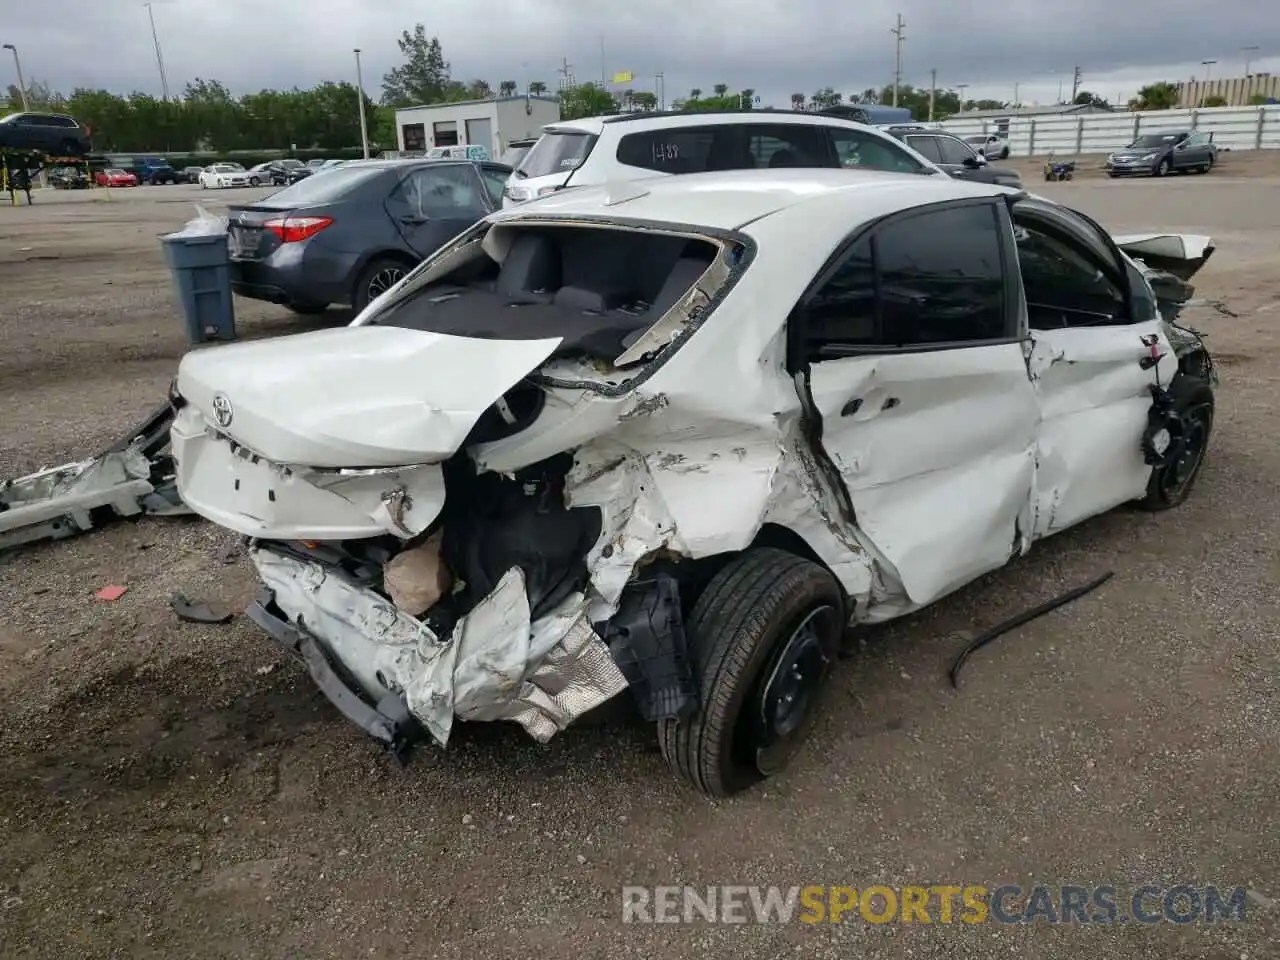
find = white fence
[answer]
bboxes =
[939,105,1280,157]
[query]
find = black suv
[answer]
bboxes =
[0,112,92,157]
[883,126,1022,188]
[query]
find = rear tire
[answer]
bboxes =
[351,256,412,313]
[1156,157,1172,177]
[1136,375,1214,512]
[249,176,262,186]
[657,548,843,798]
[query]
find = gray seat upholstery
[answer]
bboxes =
[497,233,560,299]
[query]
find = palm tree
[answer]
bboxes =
[529,81,548,96]
[499,80,517,97]
[740,88,756,109]
[713,83,728,97]
[689,88,703,100]
[469,79,492,99]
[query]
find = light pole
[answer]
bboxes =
[142,3,171,101]
[2,44,28,110]
[1201,59,1217,84]
[890,13,906,107]
[955,83,969,111]
[353,48,370,158]
[1243,45,1259,76]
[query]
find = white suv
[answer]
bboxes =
[502,111,943,207]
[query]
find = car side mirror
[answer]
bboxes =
[963,154,984,168]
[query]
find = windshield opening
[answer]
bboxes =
[364,223,728,369]
[515,132,597,179]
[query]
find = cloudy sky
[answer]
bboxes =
[4,0,1277,109]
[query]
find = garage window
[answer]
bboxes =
[803,202,1011,358]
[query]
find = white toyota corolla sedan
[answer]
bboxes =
[169,169,1217,797]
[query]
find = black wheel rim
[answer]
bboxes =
[367,267,405,301]
[748,603,838,776]
[1159,403,1210,499]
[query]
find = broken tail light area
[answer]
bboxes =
[263,215,333,243]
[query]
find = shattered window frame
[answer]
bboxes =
[353,214,758,397]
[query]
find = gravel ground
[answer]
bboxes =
[0,171,1277,960]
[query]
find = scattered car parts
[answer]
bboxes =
[0,400,190,553]
[948,571,1115,688]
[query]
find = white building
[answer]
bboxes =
[393,96,562,158]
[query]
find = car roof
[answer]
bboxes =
[489,167,1008,232]
[542,110,897,138]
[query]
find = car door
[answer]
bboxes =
[934,136,990,182]
[791,198,1040,608]
[476,162,512,208]
[384,163,491,258]
[1012,198,1180,538]
[904,134,958,175]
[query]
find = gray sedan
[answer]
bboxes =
[226,158,513,314]
[1105,130,1217,177]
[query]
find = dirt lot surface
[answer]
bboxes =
[1,172,1278,960]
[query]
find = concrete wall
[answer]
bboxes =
[940,104,1280,157]
[1178,75,1279,108]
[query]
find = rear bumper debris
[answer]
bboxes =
[248,544,629,752]
[0,401,192,553]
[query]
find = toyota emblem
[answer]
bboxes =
[211,393,234,428]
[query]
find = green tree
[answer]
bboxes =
[1247,93,1270,106]
[467,79,492,99]
[810,87,841,110]
[790,92,805,110]
[1129,82,1180,111]
[1073,90,1111,109]
[380,25,454,106]
[559,82,618,120]
[529,81,548,96]
[499,80,517,97]
[632,91,658,111]
[1199,94,1228,107]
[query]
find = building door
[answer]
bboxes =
[433,121,459,147]
[465,117,494,155]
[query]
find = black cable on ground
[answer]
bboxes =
[949,571,1115,689]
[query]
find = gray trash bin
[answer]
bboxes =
[161,233,237,344]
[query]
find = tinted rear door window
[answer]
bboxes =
[743,124,832,168]
[875,204,1008,344]
[905,136,944,163]
[615,127,717,173]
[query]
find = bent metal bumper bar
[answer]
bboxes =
[246,588,424,760]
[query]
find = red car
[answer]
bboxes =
[94,168,138,187]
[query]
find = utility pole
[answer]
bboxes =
[599,35,606,87]
[556,57,575,96]
[1070,64,1082,102]
[2,44,27,110]
[143,2,171,101]
[655,72,665,111]
[353,49,369,158]
[890,14,906,107]
[928,68,937,121]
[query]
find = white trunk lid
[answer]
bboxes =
[176,326,561,467]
